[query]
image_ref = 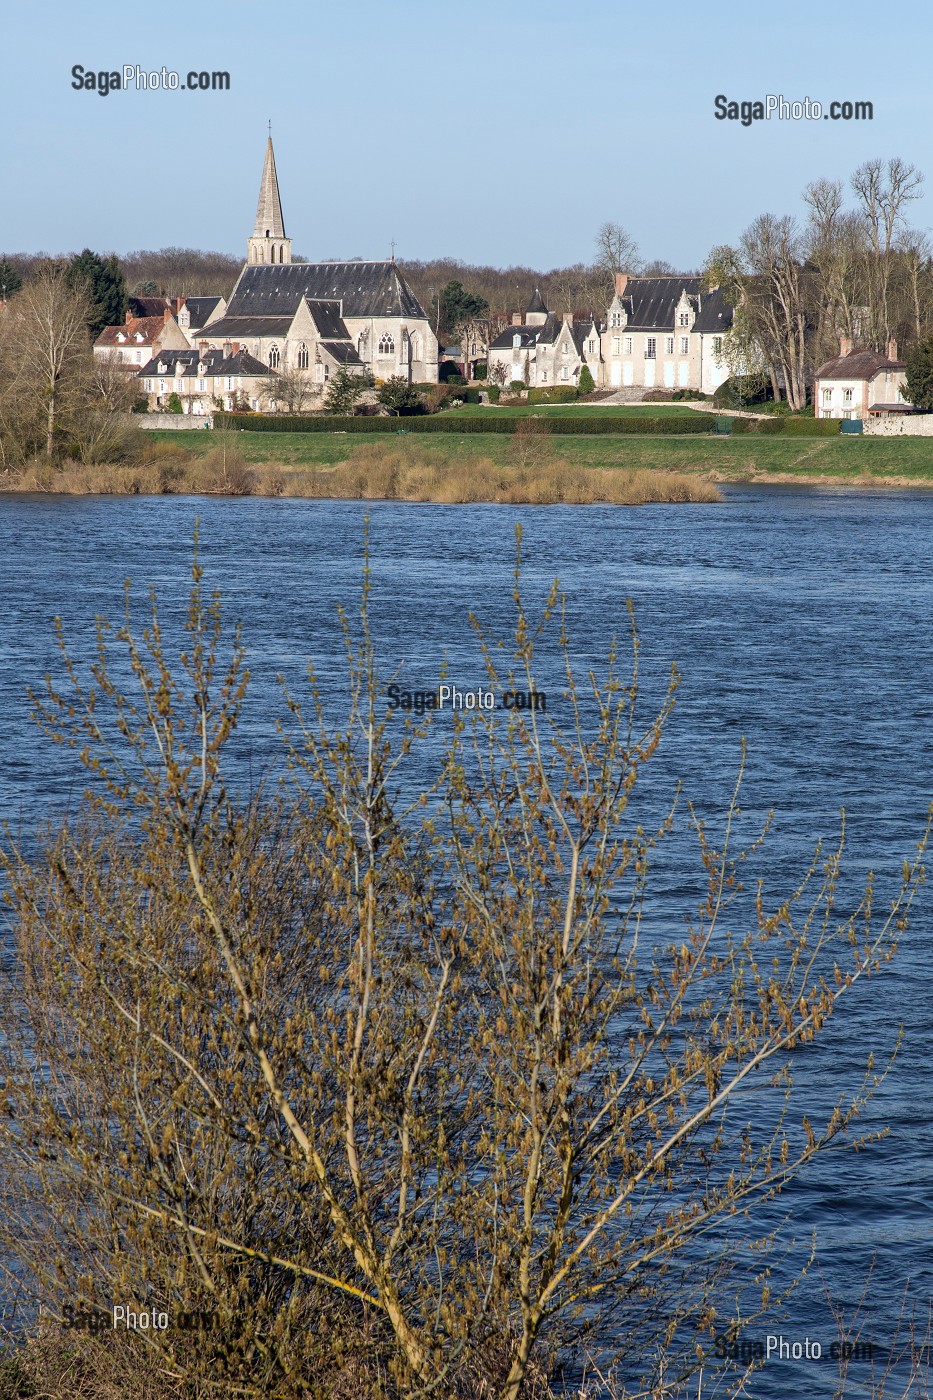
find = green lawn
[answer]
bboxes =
[445,402,696,418]
[146,429,933,483]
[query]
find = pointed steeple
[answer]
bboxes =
[525,287,548,327]
[247,136,292,266]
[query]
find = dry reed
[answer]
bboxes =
[0,438,721,504]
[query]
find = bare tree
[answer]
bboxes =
[851,158,925,345]
[14,263,91,457]
[0,551,927,1399]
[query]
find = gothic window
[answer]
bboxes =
[379,333,395,355]
[297,343,309,370]
[268,346,280,369]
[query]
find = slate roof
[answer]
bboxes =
[95,316,169,348]
[128,296,170,318]
[306,298,353,341]
[526,287,548,315]
[814,348,905,380]
[619,277,700,330]
[138,348,269,378]
[321,342,364,365]
[224,262,428,321]
[182,296,223,326]
[489,325,539,349]
[196,315,295,339]
[690,287,733,333]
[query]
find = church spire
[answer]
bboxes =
[247,135,292,266]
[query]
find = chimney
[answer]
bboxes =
[614,272,629,297]
[563,311,574,327]
[839,335,852,357]
[199,340,208,353]
[125,310,133,323]
[887,337,898,361]
[163,308,172,324]
[231,342,240,355]
[512,311,522,326]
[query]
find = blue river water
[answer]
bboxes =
[0,486,930,1397]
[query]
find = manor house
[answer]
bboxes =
[489,274,733,395]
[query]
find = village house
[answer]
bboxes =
[813,338,909,419]
[128,294,226,338]
[136,347,273,414]
[93,309,188,369]
[487,290,601,388]
[195,138,437,397]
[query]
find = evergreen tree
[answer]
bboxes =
[323,368,366,415]
[439,280,489,338]
[0,259,23,299]
[577,364,595,395]
[68,249,128,338]
[904,334,933,411]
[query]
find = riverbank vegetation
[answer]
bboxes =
[0,550,927,1398]
[2,435,722,504]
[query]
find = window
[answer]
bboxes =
[145,379,153,391]
[821,388,833,403]
[624,336,632,354]
[645,337,657,359]
[712,337,723,356]
[610,311,622,328]
[666,337,674,355]
[297,343,309,370]
[378,333,395,355]
[226,377,234,391]
[843,388,853,403]
[323,364,330,379]
[842,410,853,420]
[175,379,184,393]
[612,336,620,355]
[678,312,690,327]
[268,346,280,369]
[196,379,206,392]
[561,365,569,380]
[680,336,689,355]
[588,339,595,353]
[561,343,568,356]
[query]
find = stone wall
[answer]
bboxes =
[138,414,213,430]
[863,414,933,436]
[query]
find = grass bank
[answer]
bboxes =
[149,427,933,485]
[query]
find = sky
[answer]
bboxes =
[4,0,931,272]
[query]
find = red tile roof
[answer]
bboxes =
[94,316,171,348]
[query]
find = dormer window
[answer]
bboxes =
[513,333,521,349]
[678,312,691,326]
[157,362,167,374]
[117,332,126,343]
[135,333,144,342]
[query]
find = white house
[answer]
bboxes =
[813,338,909,419]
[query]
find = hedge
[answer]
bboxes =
[212,412,842,437]
[728,415,840,436]
[213,412,718,436]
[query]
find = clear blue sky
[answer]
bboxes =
[4,0,930,271]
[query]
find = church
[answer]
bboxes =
[196,139,438,395]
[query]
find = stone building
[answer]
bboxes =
[93,309,188,370]
[601,274,731,394]
[488,276,732,395]
[137,347,272,414]
[813,338,909,420]
[196,138,438,394]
